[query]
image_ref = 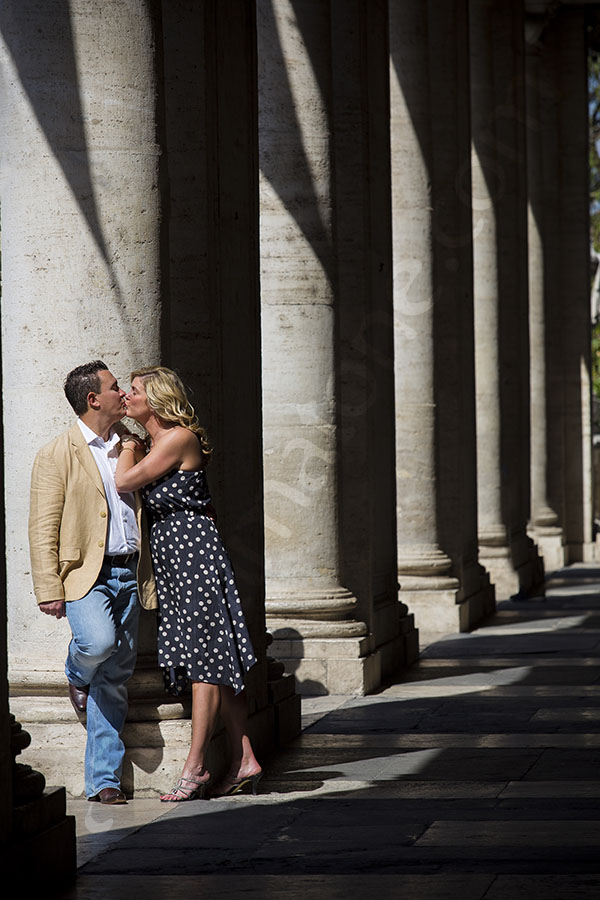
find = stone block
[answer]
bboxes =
[12,786,68,838]
[13,691,290,797]
[270,636,373,660]
[328,653,381,696]
[371,599,402,642]
[404,629,420,666]
[10,696,82,724]
[273,692,302,745]
[123,719,191,748]
[400,579,496,637]
[3,811,76,886]
[399,589,461,633]
[126,699,190,722]
[287,657,329,694]
[464,582,496,630]
[581,538,600,562]
[478,553,521,601]
[267,672,297,704]
[21,749,86,799]
[530,530,566,573]
[398,612,416,634]
[376,634,411,681]
[246,705,277,759]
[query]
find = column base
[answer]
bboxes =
[376,611,420,679]
[479,534,545,600]
[398,568,495,634]
[370,595,420,680]
[1,787,76,886]
[267,609,420,696]
[528,525,566,573]
[265,584,384,695]
[9,669,300,797]
[566,538,600,565]
[267,634,380,696]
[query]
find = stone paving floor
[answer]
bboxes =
[57,563,600,899]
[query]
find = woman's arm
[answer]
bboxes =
[115,430,191,492]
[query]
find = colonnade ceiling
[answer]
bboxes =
[525,1,600,50]
[526,0,600,8]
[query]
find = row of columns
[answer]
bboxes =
[526,3,593,567]
[0,0,596,815]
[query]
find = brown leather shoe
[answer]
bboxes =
[68,681,89,713]
[88,788,127,805]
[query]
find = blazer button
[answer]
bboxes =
[98,540,104,548]
[100,510,107,518]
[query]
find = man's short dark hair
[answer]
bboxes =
[64,360,108,416]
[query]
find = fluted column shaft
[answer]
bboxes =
[258,0,382,693]
[525,15,565,571]
[552,9,594,558]
[330,0,415,675]
[0,0,161,799]
[470,0,543,598]
[1,0,162,685]
[259,0,355,613]
[527,38,559,531]
[390,0,494,633]
[390,0,452,582]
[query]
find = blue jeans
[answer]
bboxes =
[65,558,140,797]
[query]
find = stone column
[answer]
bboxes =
[551,7,595,561]
[258,0,380,695]
[0,0,160,798]
[525,16,566,571]
[390,0,494,634]
[330,0,418,679]
[470,0,543,598]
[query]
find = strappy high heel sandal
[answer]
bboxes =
[210,771,263,797]
[160,774,211,802]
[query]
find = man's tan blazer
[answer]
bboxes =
[29,423,157,609]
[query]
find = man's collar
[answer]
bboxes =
[77,418,118,447]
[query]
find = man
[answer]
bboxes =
[29,361,156,804]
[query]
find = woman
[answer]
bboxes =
[115,366,262,801]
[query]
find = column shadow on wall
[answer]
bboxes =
[258,0,336,288]
[270,626,327,697]
[0,1,133,343]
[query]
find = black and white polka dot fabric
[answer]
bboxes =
[142,468,256,696]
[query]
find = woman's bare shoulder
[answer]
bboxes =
[158,425,195,446]
[157,426,204,466]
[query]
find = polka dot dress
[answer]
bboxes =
[142,469,256,696]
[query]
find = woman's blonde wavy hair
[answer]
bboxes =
[130,366,212,461]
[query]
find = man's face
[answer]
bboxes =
[91,370,126,422]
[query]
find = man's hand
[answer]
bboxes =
[119,433,146,453]
[39,600,66,619]
[119,434,147,465]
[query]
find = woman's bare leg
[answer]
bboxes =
[160,681,220,800]
[211,686,261,792]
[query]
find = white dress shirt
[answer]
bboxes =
[77,419,140,554]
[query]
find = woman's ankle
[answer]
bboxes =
[181,763,210,782]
